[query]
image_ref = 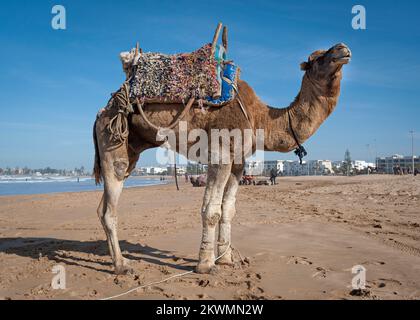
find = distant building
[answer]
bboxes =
[353,160,375,171]
[244,160,264,175]
[332,160,375,174]
[263,160,285,175]
[283,160,305,176]
[166,165,186,176]
[283,160,333,176]
[376,154,419,174]
[140,166,168,175]
[309,160,333,175]
[186,162,207,175]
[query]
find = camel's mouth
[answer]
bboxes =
[333,53,351,65]
[337,55,351,64]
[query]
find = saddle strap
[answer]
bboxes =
[222,76,249,121]
[136,97,195,132]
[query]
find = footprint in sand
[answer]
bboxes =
[287,256,313,265]
[373,278,402,287]
[312,266,329,279]
[360,260,386,266]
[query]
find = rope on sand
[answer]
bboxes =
[100,242,235,300]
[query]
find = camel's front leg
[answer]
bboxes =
[217,163,243,265]
[97,153,132,274]
[197,163,232,274]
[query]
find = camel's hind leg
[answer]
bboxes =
[196,163,232,274]
[216,163,244,265]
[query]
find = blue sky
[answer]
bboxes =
[0,0,419,169]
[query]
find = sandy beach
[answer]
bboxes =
[0,175,419,300]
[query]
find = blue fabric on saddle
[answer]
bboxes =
[206,63,239,105]
[206,44,240,106]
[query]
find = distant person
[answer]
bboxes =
[270,168,278,185]
[185,173,189,183]
[415,168,418,176]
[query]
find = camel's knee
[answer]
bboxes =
[201,204,222,226]
[113,159,129,181]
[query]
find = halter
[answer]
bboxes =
[287,108,308,165]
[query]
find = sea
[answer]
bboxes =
[0,175,167,196]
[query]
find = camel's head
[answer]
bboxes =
[300,43,351,82]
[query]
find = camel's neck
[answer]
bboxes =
[253,72,342,152]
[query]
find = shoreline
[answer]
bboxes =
[0,176,172,198]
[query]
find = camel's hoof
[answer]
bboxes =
[196,263,217,274]
[114,265,134,275]
[115,259,134,275]
[216,257,234,266]
[122,257,132,266]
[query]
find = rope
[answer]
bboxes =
[136,97,195,132]
[108,82,134,146]
[100,242,234,300]
[222,76,249,122]
[287,108,307,164]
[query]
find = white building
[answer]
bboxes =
[283,160,306,176]
[166,164,187,175]
[353,160,375,171]
[376,154,419,174]
[141,166,168,175]
[263,160,285,175]
[308,160,333,175]
[244,160,264,175]
[283,160,333,176]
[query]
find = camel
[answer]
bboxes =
[93,43,351,274]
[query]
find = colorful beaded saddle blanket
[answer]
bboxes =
[127,43,240,107]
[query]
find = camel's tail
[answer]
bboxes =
[93,119,102,185]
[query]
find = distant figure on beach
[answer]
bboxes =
[190,174,206,187]
[393,166,403,175]
[185,173,189,183]
[415,169,418,176]
[77,177,80,183]
[270,168,278,185]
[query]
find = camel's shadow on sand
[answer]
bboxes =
[0,237,197,274]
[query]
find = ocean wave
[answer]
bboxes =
[0,176,93,184]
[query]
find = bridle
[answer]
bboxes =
[287,108,307,165]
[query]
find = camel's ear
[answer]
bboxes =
[300,62,310,71]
